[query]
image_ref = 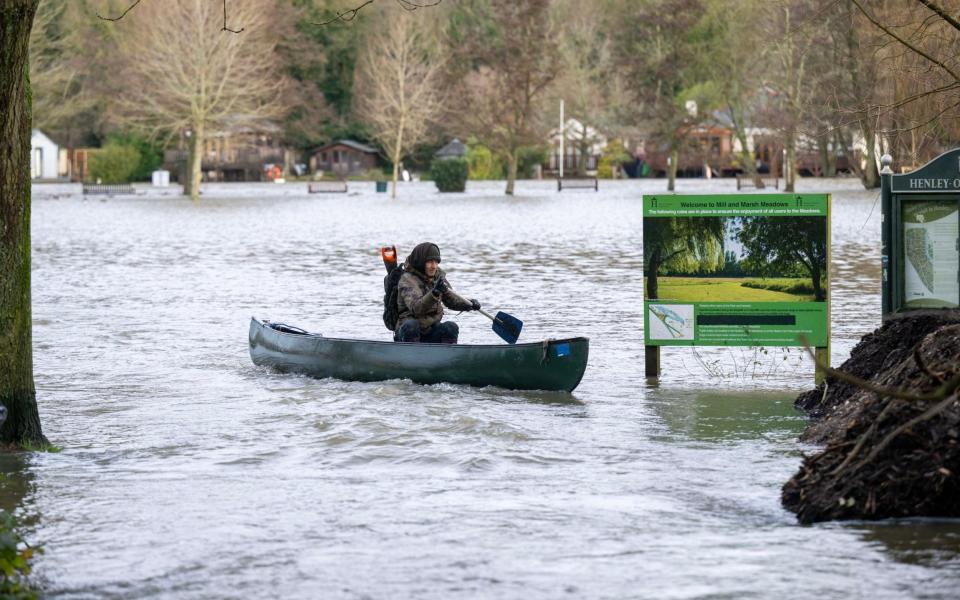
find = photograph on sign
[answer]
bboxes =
[643,194,830,347]
[902,200,959,308]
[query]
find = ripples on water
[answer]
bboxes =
[5,178,956,598]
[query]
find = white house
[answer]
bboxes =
[31,129,60,180]
[547,118,608,175]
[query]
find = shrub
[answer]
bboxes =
[105,133,163,181]
[0,511,42,599]
[430,158,468,192]
[597,138,632,179]
[741,279,821,295]
[466,138,503,180]
[517,145,549,178]
[88,142,141,184]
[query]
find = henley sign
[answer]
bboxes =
[881,149,960,315]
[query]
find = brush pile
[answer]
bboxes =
[783,315,960,524]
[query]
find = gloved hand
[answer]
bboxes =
[431,276,449,297]
[470,299,481,311]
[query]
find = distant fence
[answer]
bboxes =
[557,177,598,192]
[82,184,136,195]
[735,174,779,190]
[308,181,348,194]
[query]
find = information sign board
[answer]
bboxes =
[643,194,830,348]
[881,149,960,315]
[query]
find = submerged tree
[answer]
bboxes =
[458,0,559,195]
[643,217,725,299]
[111,0,288,201]
[614,0,707,191]
[0,0,47,447]
[354,10,444,198]
[737,216,828,301]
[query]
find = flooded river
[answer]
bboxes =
[6,178,958,598]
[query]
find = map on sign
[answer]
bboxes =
[648,304,694,340]
[903,201,959,308]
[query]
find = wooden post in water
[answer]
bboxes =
[645,345,660,378]
[814,347,829,385]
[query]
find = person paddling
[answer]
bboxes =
[395,242,481,343]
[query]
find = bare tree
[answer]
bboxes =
[111,0,288,201]
[548,0,626,176]
[614,0,707,191]
[459,0,559,195]
[353,10,444,198]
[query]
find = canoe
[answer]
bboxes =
[248,317,589,392]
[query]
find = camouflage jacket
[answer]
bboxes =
[397,263,472,332]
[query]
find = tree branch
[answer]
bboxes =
[310,0,442,26]
[96,0,143,22]
[850,0,960,83]
[915,0,960,34]
[222,0,244,33]
[800,335,960,403]
[100,0,245,33]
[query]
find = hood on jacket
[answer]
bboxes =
[406,242,441,274]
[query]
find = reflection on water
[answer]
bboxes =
[22,178,957,598]
[0,454,32,515]
[647,389,806,443]
[855,521,960,568]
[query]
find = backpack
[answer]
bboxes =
[382,264,404,330]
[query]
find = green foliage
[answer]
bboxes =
[466,138,503,180]
[517,145,549,179]
[293,0,366,117]
[88,142,141,184]
[597,139,632,179]
[654,277,814,302]
[0,511,42,599]
[741,278,817,295]
[736,216,828,299]
[645,217,726,275]
[430,158,468,192]
[104,133,163,181]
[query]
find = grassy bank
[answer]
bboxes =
[648,277,817,302]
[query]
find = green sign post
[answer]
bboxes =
[643,193,831,381]
[880,150,960,316]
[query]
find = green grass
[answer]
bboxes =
[740,278,820,295]
[648,277,817,302]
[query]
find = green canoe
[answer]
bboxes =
[248,318,588,392]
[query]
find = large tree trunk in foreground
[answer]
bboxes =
[0,0,47,447]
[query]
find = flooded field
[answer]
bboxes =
[6,177,957,598]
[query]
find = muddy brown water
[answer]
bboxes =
[5,178,957,598]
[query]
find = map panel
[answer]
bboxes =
[903,200,959,308]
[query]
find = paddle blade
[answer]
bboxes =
[492,311,523,344]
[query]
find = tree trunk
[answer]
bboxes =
[817,128,834,177]
[505,151,518,195]
[667,147,678,192]
[785,127,797,192]
[0,0,47,447]
[860,118,880,189]
[645,248,662,300]
[729,109,763,188]
[810,263,823,302]
[188,122,204,202]
[391,159,399,199]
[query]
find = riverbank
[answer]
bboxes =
[783,310,960,523]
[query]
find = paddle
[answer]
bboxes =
[476,308,523,344]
